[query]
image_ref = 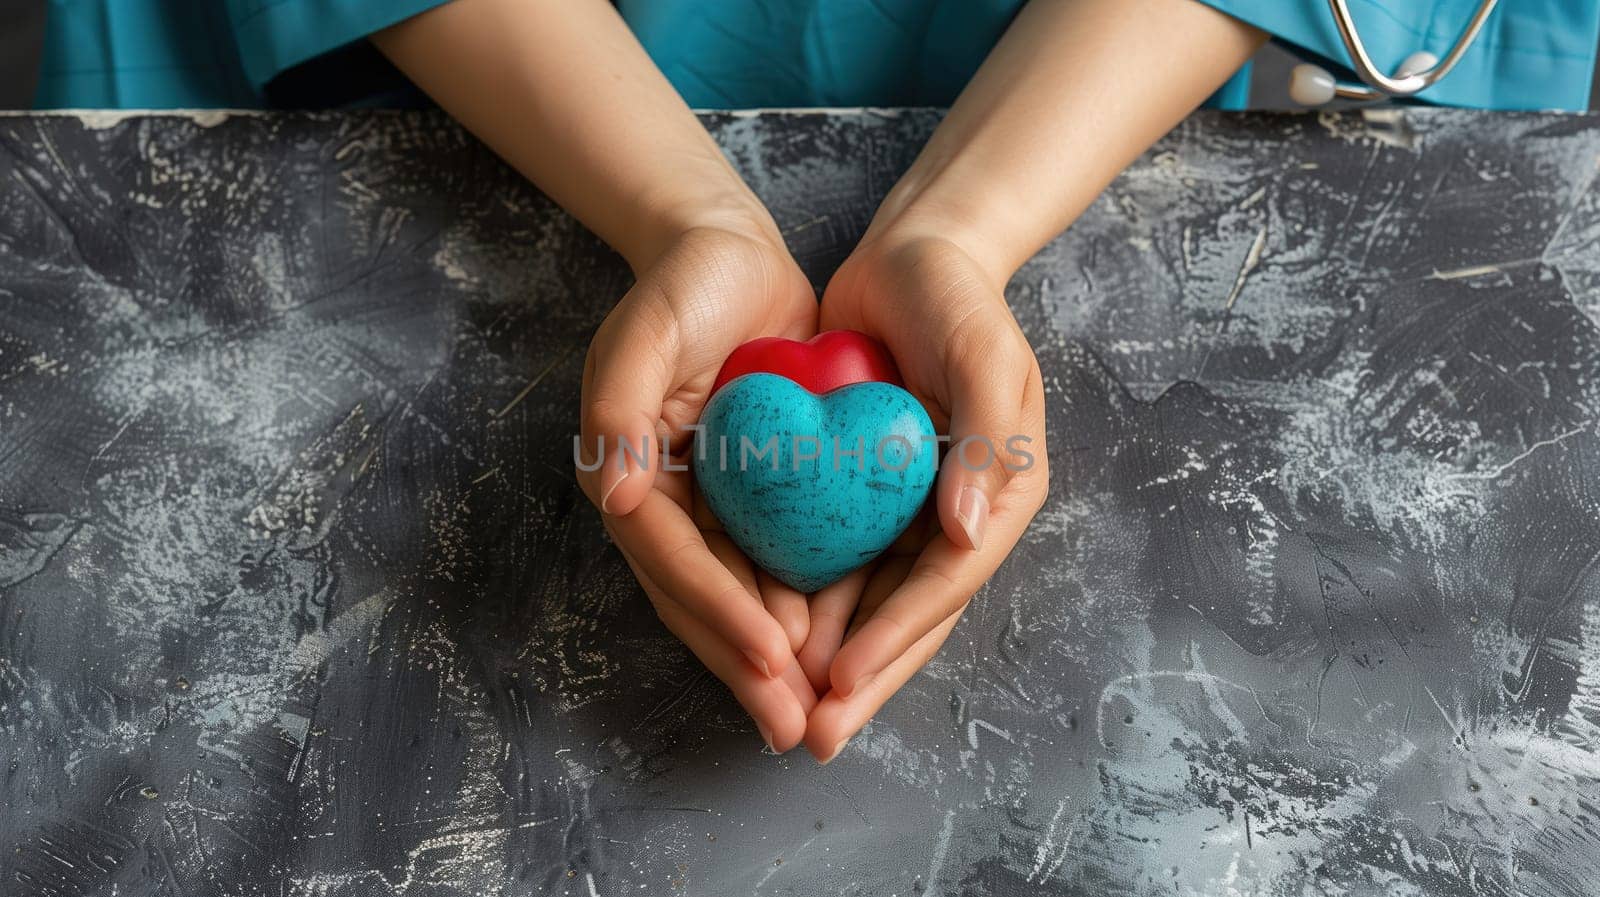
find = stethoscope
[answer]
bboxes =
[1287,0,1501,105]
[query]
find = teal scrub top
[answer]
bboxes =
[1209,0,1599,110]
[32,0,1600,111]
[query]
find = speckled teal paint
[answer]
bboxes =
[695,373,937,592]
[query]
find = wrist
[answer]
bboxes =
[622,182,784,273]
[856,203,1014,296]
[862,180,1017,287]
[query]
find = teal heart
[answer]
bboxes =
[694,373,937,592]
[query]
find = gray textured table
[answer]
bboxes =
[3,108,1600,897]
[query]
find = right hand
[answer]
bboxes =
[577,223,822,752]
[796,231,1049,763]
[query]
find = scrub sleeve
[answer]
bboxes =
[619,0,1254,109]
[1194,0,1600,111]
[34,0,451,108]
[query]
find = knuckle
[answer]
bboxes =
[593,290,679,377]
[713,582,758,611]
[948,321,1034,407]
[991,334,1035,387]
[585,395,632,435]
[907,564,965,603]
[861,613,913,656]
[811,607,853,630]
[661,533,703,570]
[945,305,999,371]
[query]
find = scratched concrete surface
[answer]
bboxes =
[3,108,1600,896]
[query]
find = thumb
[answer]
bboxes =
[936,340,1027,552]
[579,290,677,517]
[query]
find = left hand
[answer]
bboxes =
[798,231,1049,762]
[578,224,823,752]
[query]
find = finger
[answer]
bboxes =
[756,570,810,654]
[706,528,761,596]
[823,556,912,696]
[609,534,809,751]
[805,604,964,764]
[655,597,811,752]
[936,327,1032,553]
[828,444,1045,698]
[579,281,679,517]
[841,554,914,641]
[795,566,872,694]
[609,489,796,679]
[777,649,820,717]
[702,531,808,654]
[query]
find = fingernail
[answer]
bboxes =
[818,737,850,765]
[954,485,988,551]
[743,649,773,678]
[757,723,777,752]
[599,464,629,514]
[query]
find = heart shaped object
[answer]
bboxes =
[695,334,937,592]
[710,330,902,396]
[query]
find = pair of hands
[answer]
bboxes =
[576,221,1048,763]
[377,0,1259,764]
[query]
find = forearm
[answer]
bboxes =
[867,0,1265,281]
[373,0,779,273]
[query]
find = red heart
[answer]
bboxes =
[710,330,902,397]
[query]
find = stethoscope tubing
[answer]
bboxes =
[1292,0,1504,103]
[1323,0,1501,100]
